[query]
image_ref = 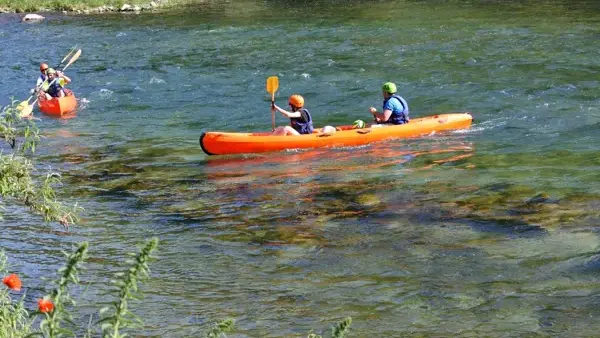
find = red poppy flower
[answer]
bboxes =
[38,298,54,313]
[2,273,22,291]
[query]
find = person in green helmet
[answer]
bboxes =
[369,82,409,125]
[40,68,71,100]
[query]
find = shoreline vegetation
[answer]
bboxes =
[0,0,175,14]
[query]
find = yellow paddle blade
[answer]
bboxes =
[16,100,29,111]
[266,76,279,94]
[19,104,33,118]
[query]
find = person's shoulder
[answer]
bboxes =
[392,96,406,104]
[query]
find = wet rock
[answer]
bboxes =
[526,193,551,204]
[22,13,45,22]
[133,5,141,11]
[356,193,381,207]
[120,4,132,11]
[150,1,157,7]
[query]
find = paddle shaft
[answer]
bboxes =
[60,46,77,64]
[271,93,275,131]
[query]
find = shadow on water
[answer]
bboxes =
[57,134,600,250]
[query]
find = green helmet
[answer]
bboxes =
[382,82,397,94]
[46,68,57,74]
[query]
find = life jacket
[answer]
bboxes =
[384,94,409,124]
[46,81,64,98]
[290,108,314,135]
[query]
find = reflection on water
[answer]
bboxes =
[35,130,599,336]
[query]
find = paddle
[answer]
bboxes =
[20,49,82,118]
[266,76,279,131]
[59,45,78,65]
[17,47,78,113]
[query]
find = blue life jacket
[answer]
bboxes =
[290,108,314,135]
[384,94,409,124]
[46,81,64,98]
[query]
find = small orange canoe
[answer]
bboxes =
[38,89,77,116]
[200,112,473,155]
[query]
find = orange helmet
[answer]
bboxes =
[40,63,49,72]
[288,94,304,108]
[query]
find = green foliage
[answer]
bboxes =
[0,100,38,153]
[1,240,353,337]
[0,101,82,226]
[205,318,235,338]
[0,240,165,337]
[38,242,89,338]
[0,251,33,338]
[98,238,158,338]
[331,317,352,338]
[308,317,352,338]
[0,0,156,11]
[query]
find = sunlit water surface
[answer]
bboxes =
[1,0,599,336]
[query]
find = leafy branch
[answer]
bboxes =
[99,238,158,338]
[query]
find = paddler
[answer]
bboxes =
[272,94,315,136]
[369,82,410,125]
[30,63,50,94]
[40,68,71,100]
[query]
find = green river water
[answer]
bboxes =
[1,0,600,336]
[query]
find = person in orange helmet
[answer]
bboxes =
[272,94,314,136]
[30,63,50,94]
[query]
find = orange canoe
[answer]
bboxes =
[200,112,473,155]
[38,89,77,116]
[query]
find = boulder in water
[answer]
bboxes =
[22,14,45,22]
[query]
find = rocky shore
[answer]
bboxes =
[0,0,168,15]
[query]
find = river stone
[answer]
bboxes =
[356,193,381,207]
[120,4,132,11]
[22,14,45,22]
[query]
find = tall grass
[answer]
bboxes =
[0,101,81,226]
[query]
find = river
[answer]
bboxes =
[1,0,599,336]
